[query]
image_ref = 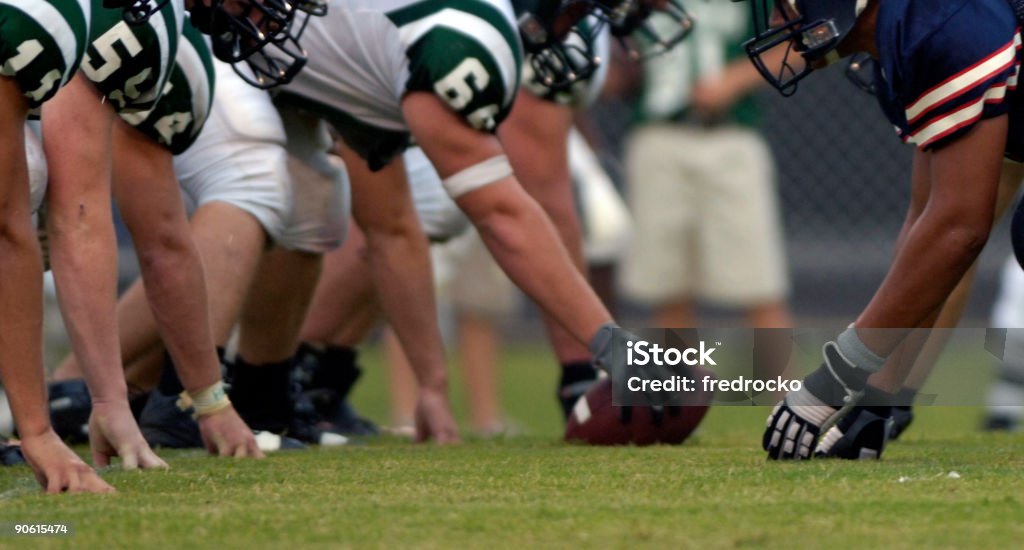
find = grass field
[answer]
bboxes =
[2,344,1023,548]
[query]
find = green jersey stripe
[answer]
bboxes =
[176,30,213,137]
[397,9,519,107]
[387,0,520,55]
[3,0,80,76]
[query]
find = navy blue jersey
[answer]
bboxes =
[873,0,1022,155]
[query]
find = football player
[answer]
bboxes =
[138,73,348,448]
[224,0,683,442]
[39,0,314,465]
[743,0,1024,459]
[0,0,114,491]
[48,5,337,451]
[835,52,1024,443]
[287,0,691,437]
[985,254,1024,431]
[43,5,265,461]
[113,21,271,456]
[507,1,692,417]
[48,63,354,448]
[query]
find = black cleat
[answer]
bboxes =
[322,399,378,437]
[889,406,914,440]
[129,391,151,420]
[48,379,92,444]
[288,393,348,446]
[227,357,294,434]
[253,431,308,451]
[139,387,203,449]
[1,439,25,466]
[140,386,307,451]
[293,345,378,437]
[982,414,1019,432]
[815,408,893,460]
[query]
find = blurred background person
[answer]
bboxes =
[619,1,790,329]
[985,255,1024,431]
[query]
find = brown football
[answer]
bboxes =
[564,366,715,446]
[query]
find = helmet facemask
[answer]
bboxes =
[234,5,320,89]
[743,0,867,96]
[516,0,603,92]
[599,0,693,59]
[188,0,325,88]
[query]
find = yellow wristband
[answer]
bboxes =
[185,381,232,417]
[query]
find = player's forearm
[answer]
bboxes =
[42,75,127,404]
[0,362,52,438]
[124,205,220,392]
[365,226,449,391]
[856,210,991,356]
[462,178,611,345]
[45,165,127,403]
[113,280,165,371]
[134,245,221,393]
[113,125,223,393]
[47,211,128,404]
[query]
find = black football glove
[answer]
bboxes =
[814,407,893,460]
[763,341,868,460]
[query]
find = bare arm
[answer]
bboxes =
[497,89,591,364]
[42,74,125,405]
[857,116,1007,355]
[338,140,458,443]
[42,74,171,469]
[403,92,613,347]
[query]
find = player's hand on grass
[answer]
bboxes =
[197,406,265,458]
[763,388,840,460]
[814,407,893,460]
[20,429,114,494]
[763,341,867,460]
[414,387,460,444]
[89,400,168,470]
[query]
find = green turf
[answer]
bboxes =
[2,344,1022,549]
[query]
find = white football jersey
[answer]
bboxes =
[277,0,522,169]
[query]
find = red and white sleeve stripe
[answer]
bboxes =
[903,32,1021,148]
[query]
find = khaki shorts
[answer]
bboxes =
[434,229,519,319]
[620,124,789,306]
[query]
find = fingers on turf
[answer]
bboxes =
[93,449,111,468]
[46,473,64,494]
[67,469,84,493]
[140,448,169,469]
[248,441,266,459]
[121,448,139,471]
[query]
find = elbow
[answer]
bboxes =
[939,222,990,267]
